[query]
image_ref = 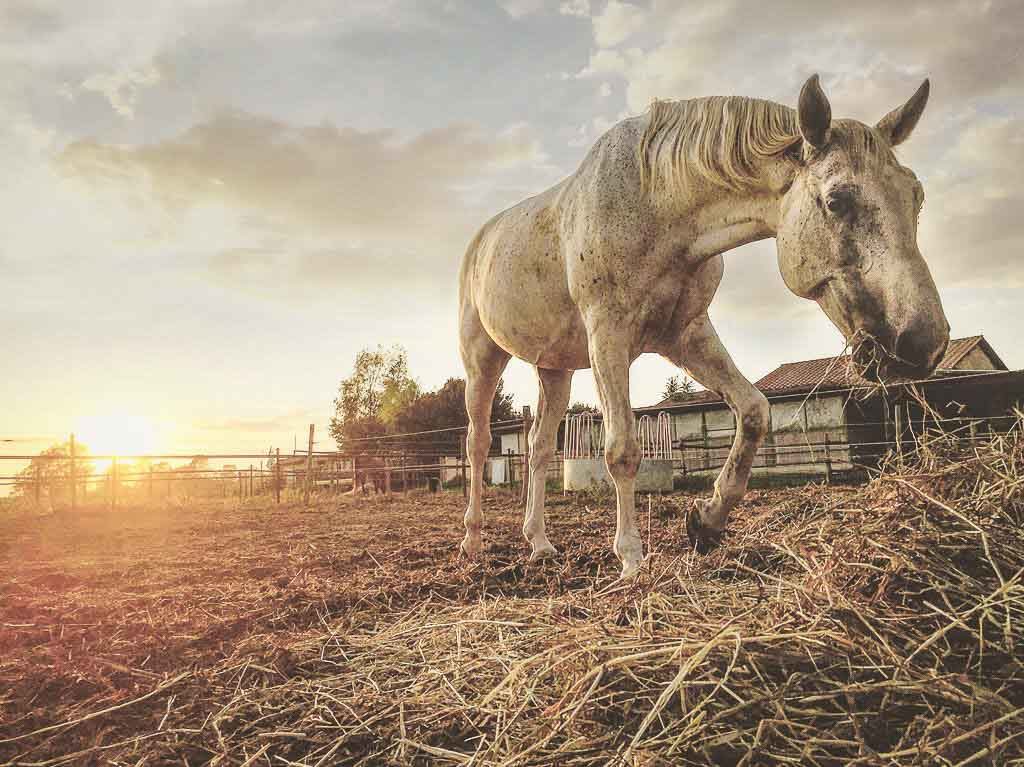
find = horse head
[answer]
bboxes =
[776,75,950,382]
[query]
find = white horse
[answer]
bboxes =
[459,75,949,579]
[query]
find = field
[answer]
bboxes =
[2,434,1023,766]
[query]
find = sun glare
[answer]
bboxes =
[75,413,160,459]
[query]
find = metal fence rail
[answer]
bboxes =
[1,413,1017,510]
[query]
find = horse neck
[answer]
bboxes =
[655,168,786,259]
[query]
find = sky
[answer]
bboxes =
[1,0,1022,459]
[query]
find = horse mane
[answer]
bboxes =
[639,97,799,192]
[638,96,893,193]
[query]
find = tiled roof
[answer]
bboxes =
[641,390,724,411]
[637,336,1004,410]
[754,336,991,394]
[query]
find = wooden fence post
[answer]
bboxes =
[701,412,710,471]
[275,448,281,504]
[69,433,77,511]
[250,465,254,498]
[823,434,833,485]
[34,464,41,506]
[520,406,532,506]
[304,424,315,505]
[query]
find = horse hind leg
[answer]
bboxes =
[460,311,511,557]
[524,367,573,560]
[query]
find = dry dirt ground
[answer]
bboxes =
[0,487,705,763]
[1,468,1021,766]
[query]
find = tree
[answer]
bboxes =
[393,378,517,442]
[491,379,517,423]
[330,345,518,453]
[379,360,421,425]
[14,441,94,503]
[662,375,696,402]
[330,345,419,449]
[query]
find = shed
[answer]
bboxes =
[635,336,1021,479]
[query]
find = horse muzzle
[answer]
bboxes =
[852,323,949,383]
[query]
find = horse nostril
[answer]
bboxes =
[895,327,945,373]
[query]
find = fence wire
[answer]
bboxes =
[1,413,1017,506]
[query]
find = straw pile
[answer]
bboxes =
[2,424,1023,765]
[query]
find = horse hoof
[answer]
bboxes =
[529,543,558,562]
[686,504,724,555]
[460,536,482,557]
[620,560,643,581]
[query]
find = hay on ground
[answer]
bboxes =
[1,422,1022,765]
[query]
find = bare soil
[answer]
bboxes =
[1,459,1021,766]
[0,488,694,763]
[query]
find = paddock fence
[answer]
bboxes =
[1,410,1018,511]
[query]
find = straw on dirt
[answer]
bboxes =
[1,421,1022,765]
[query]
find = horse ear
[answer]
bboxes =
[876,79,930,147]
[798,74,832,149]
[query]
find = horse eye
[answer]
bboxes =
[825,191,853,216]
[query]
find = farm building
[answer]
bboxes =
[488,423,527,485]
[481,336,1023,485]
[635,335,1023,479]
[319,337,1021,488]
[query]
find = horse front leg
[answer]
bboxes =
[660,314,769,552]
[589,331,645,580]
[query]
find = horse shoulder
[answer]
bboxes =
[561,127,667,313]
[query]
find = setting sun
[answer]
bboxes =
[75,413,160,458]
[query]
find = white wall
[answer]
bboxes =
[669,393,851,476]
[499,432,521,455]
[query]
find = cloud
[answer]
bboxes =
[567,123,589,147]
[575,47,635,79]
[920,115,1024,287]
[58,111,546,249]
[578,1,1024,119]
[499,0,547,18]
[51,110,554,309]
[592,0,648,47]
[0,2,62,39]
[81,61,162,119]
[559,0,590,17]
